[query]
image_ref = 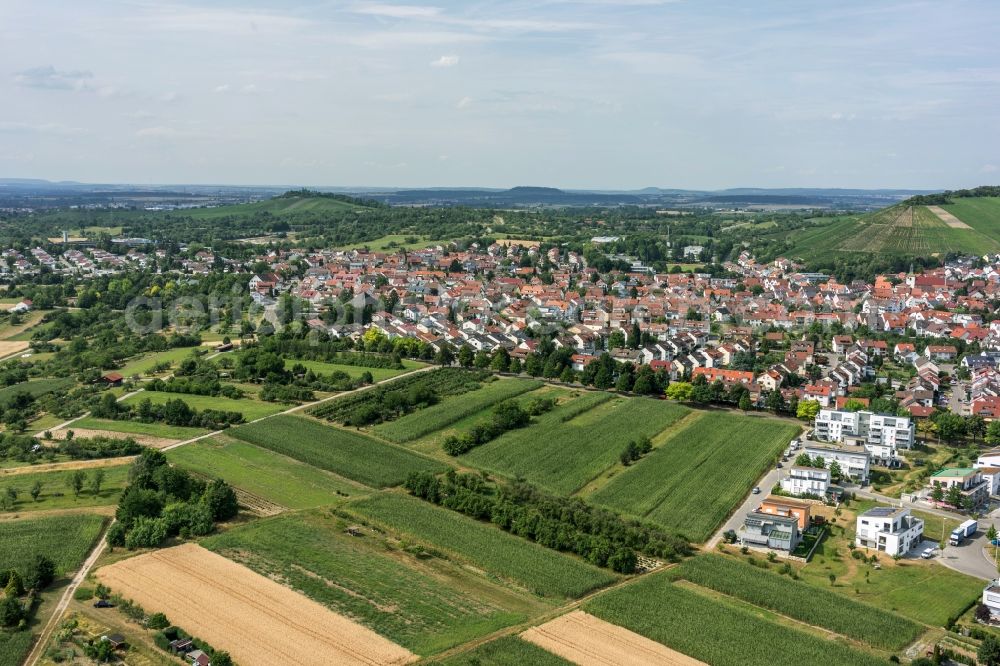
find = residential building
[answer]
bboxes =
[813,409,914,461]
[803,443,870,483]
[929,468,990,508]
[740,511,801,552]
[854,506,924,556]
[757,495,811,529]
[983,580,1000,621]
[781,467,831,497]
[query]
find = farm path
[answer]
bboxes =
[23,519,113,666]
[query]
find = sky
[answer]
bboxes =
[1,0,998,190]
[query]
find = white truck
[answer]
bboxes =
[949,519,978,546]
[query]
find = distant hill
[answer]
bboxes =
[776,194,1000,261]
[181,191,377,220]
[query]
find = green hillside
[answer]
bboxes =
[183,192,372,220]
[776,198,1000,261]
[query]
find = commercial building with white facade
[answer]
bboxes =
[855,506,924,556]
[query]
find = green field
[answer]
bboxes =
[0,514,106,577]
[122,390,285,421]
[591,412,799,541]
[283,357,422,382]
[465,395,689,495]
[334,234,442,252]
[942,196,1000,236]
[350,493,616,599]
[230,415,447,487]
[186,193,368,220]
[72,417,209,440]
[0,631,34,666]
[669,555,922,650]
[432,636,570,666]
[0,464,129,512]
[203,511,546,655]
[374,378,545,444]
[585,574,888,666]
[0,377,73,403]
[116,346,204,377]
[167,437,365,509]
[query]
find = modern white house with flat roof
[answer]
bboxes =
[814,409,914,462]
[780,466,831,497]
[803,443,870,483]
[855,506,924,557]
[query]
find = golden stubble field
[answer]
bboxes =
[96,543,417,666]
[521,610,707,666]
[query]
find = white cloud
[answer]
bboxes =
[430,55,459,67]
[353,4,443,19]
[214,84,232,93]
[457,96,473,109]
[13,66,93,91]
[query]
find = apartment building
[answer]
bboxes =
[855,506,924,556]
[813,409,914,462]
[803,443,870,483]
[780,466,831,497]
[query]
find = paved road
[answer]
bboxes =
[706,466,782,549]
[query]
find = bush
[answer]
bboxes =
[146,612,170,630]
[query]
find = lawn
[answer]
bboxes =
[0,464,130,512]
[0,514,107,577]
[590,412,799,542]
[585,574,888,666]
[0,377,73,403]
[465,394,689,495]
[71,417,209,440]
[669,554,922,650]
[116,346,205,377]
[431,636,570,665]
[202,511,546,655]
[349,493,616,600]
[122,390,285,421]
[229,415,447,487]
[167,436,365,509]
[374,378,544,444]
[283,357,422,382]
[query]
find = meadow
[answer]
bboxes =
[203,511,544,655]
[432,636,570,666]
[374,378,544,443]
[122,390,285,421]
[669,555,922,650]
[0,377,73,403]
[0,464,130,512]
[167,436,365,509]
[942,196,1000,236]
[465,395,689,495]
[585,575,889,666]
[0,514,107,576]
[116,346,205,377]
[70,417,209,440]
[349,493,616,599]
[591,412,799,541]
[282,357,422,382]
[230,415,447,487]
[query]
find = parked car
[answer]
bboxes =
[991,538,1000,547]
[920,547,935,559]
[94,599,114,608]
[752,486,761,494]
[776,463,783,468]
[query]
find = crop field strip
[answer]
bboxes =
[349,493,617,600]
[465,395,689,496]
[590,413,799,542]
[431,635,571,666]
[374,377,544,443]
[668,555,923,650]
[71,416,209,440]
[166,436,367,509]
[0,513,107,576]
[203,511,545,655]
[122,389,285,421]
[96,543,417,666]
[585,573,889,666]
[942,196,1000,236]
[230,414,447,487]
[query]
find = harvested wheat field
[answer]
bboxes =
[48,427,179,449]
[522,611,706,666]
[0,456,136,476]
[96,543,417,666]
[0,340,29,358]
[927,205,973,229]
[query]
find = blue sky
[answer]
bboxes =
[1,0,998,189]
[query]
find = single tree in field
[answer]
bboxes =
[30,480,42,502]
[90,469,106,496]
[67,470,86,498]
[828,573,836,586]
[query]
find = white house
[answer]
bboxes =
[983,580,1000,621]
[781,466,831,497]
[855,506,924,556]
[803,443,870,483]
[813,409,914,462]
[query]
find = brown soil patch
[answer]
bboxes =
[96,543,416,666]
[0,340,30,358]
[0,456,135,476]
[926,205,973,229]
[48,427,179,449]
[521,610,706,666]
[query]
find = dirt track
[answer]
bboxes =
[48,427,179,449]
[96,543,417,666]
[0,456,135,476]
[522,610,706,666]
